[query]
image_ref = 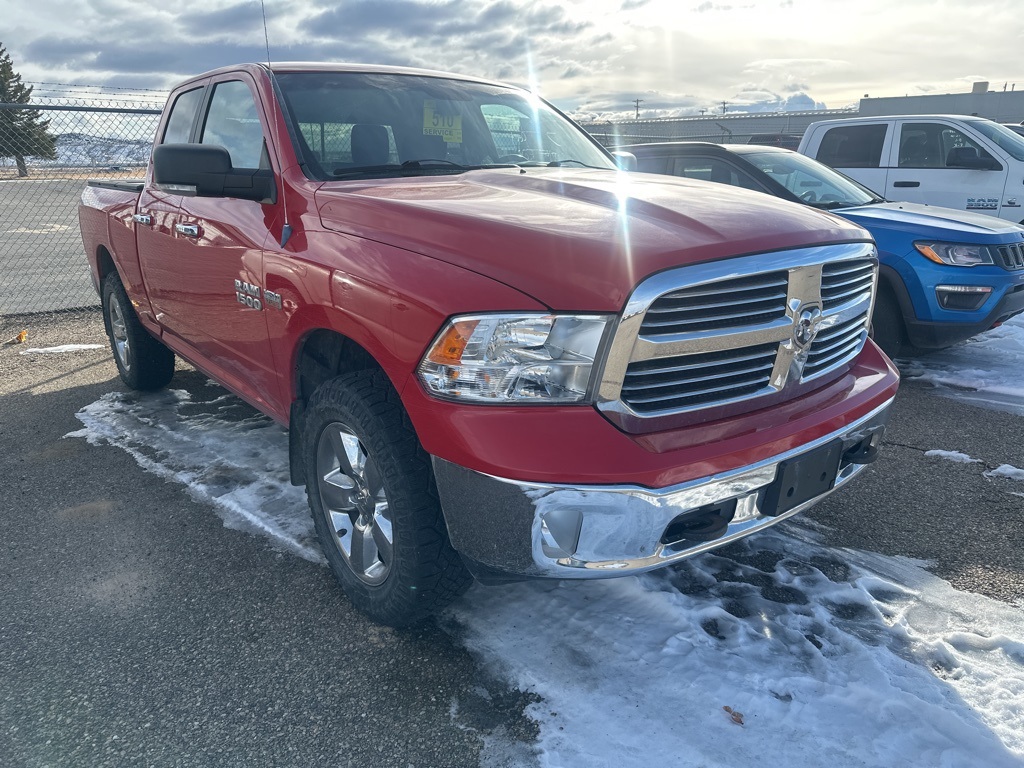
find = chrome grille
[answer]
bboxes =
[597,243,878,430]
[803,314,869,380]
[640,272,788,336]
[995,243,1024,271]
[821,259,875,309]
[620,344,778,413]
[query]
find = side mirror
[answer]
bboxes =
[152,144,276,202]
[611,151,637,172]
[945,146,1001,171]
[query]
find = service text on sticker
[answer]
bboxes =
[423,100,463,143]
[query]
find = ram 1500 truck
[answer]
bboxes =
[79,63,899,626]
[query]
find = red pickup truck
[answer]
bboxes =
[79,63,898,626]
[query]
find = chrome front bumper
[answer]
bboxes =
[432,398,892,582]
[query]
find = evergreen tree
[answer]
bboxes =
[0,42,56,177]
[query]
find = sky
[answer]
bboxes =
[2,0,1023,121]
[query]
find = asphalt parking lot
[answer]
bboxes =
[0,178,105,314]
[1,309,1022,767]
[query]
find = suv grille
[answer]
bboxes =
[597,244,877,428]
[994,243,1024,271]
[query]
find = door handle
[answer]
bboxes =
[175,223,200,237]
[132,213,152,226]
[892,181,921,188]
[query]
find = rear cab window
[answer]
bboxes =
[815,124,887,168]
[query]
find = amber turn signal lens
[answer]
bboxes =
[425,320,478,365]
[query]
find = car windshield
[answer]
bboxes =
[968,119,1024,161]
[743,150,881,208]
[274,71,615,180]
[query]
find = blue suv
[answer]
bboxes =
[618,142,1024,357]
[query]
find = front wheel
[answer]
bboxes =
[870,285,919,358]
[303,371,471,626]
[101,272,175,390]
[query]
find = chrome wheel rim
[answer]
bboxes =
[315,422,393,585]
[107,293,131,371]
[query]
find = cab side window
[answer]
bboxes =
[162,87,205,144]
[816,124,886,168]
[670,156,765,191]
[200,80,266,169]
[635,156,669,174]
[898,122,996,168]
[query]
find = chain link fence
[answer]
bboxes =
[0,99,162,315]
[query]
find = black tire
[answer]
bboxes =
[870,285,912,359]
[101,271,175,390]
[303,370,472,626]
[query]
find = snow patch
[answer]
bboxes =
[900,315,1024,417]
[19,344,105,355]
[69,387,1024,766]
[924,449,982,464]
[69,389,320,562]
[985,464,1024,482]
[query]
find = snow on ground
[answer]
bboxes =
[900,314,1024,416]
[924,449,983,464]
[985,465,1024,482]
[19,343,105,354]
[69,387,1024,768]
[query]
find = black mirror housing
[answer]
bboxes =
[152,144,276,202]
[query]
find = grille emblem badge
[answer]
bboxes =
[793,306,823,350]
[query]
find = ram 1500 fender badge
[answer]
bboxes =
[234,279,263,310]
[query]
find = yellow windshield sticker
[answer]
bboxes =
[423,100,463,143]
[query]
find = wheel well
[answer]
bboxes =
[96,246,115,282]
[289,330,385,487]
[294,329,381,406]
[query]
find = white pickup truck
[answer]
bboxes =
[798,115,1024,224]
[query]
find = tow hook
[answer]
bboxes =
[843,433,883,465]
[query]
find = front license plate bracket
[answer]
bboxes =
[762,440,844,517]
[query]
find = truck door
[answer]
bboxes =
[885,120,1006,215]
[136,84,206,327]
[162,76,284,416]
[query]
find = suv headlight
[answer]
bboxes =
[417,313,612,403]
[914,242,994,267]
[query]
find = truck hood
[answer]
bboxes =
[837,201,1024,243]
[315,168,865,311]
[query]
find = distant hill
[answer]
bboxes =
[33,133,151,167]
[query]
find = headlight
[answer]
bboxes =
[417,313,612,403]
[914,242,993,267]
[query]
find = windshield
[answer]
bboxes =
[743,150,881,208]
[274,71,615,180]
[967,119,1024,161]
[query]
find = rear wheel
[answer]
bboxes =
[303,370,471,626]
[102,272,175,390]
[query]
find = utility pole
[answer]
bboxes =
[633,98,643,119]
[699,108,707,116]
[720,101,728,115]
